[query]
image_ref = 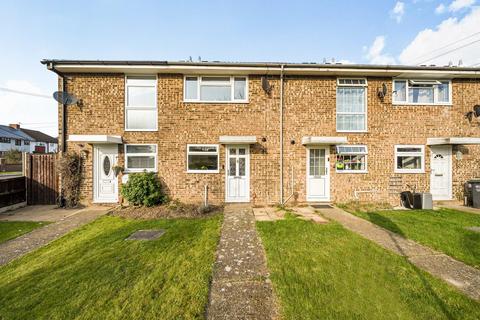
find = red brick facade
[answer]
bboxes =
[57,69,480,206]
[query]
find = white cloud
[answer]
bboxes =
[0,80,58,136]
[399,7,480,66]
[449,0,475,12]
[365,36,396,64]
[391,1,405,23]
[435,3,446,14]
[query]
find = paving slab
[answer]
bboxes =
[440,204,480,215]
[292,207,329,224]
[0,205,106,222]
[319,206,480,301]
[207,204,278,320]
[252,207,283,222]
[0,207,108,266]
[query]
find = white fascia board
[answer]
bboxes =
[302,136,348,145]
[51,64,480,78]
[219,136,257,144]
[68,135,123,144]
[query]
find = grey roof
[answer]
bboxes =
[41,59,480,72]
[20,128,57,144]
[0,125,33,141]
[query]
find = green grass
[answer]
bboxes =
[345,208,480,268]
[0,215,222,320]
[0,221,48,244]
[257,217,480,320]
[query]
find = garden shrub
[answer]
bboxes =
[121,172,166,207]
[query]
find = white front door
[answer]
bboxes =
[430,145,452,200]
[306,147,330,201]
[93,144,119,203]
[225,145,250,202]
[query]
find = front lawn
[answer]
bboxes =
[0,221,48,244]
[0,215,222,319]
[257,217,480,320]
[345,207,480,268]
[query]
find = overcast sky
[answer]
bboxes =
[1,0,479,136]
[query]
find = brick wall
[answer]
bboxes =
[59,74,480,205]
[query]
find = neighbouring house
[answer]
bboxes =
[0,124,58,162]
[41,59,480,206]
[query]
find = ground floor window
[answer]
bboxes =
[187,144,219,173]
[335,145,367,173]
[395,145,424,173]
[125,144,157,172]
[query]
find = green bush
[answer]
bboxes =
[121,172,166,207]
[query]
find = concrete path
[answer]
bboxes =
[207,204,278,320]
[292,206,329,224]
[0,207,108,266]
[439,203,480,215]
[0,205,106,222]
[252,206,284,221]
[318,206,480,301]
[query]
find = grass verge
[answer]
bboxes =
[257,217,480,319]
[343,207,480,268]
[0,221,48,244]
[0,215,222,319]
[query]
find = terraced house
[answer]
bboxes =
[41,60,480,206]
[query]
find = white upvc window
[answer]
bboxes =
[125,75,157,131]
[393,79,451,105]
[394,145,425,173]
[184,76,248,103]
[336,78,367,132]
[187,144,219,173]
[124,144,157,172]
[335,145,368,173]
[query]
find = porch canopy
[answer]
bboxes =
[68,135,123,144]
[301,136,348,145]
[219,135,257,144]
[427,137,480,145]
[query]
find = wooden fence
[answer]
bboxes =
[0,176,26,209]
[24,153,58,205]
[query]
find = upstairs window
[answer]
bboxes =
[335,145,368,173]
[395,145,425,173]
[125,76,157,131]
[24,140,30,145]
[393,80,451,105]
[184,76,248,102]
[187,144,219,173]
[15,139,21,146]
[336,78,367,132]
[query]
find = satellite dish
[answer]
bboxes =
[53,91,79,105]
[261,76,272,94]
[474,105,480,117]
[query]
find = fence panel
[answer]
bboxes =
[0,176,26,208]
[25,154,58,205]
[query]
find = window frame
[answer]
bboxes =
[394,144,425,174]
[335,145,368,174]
[336,77,368,133]
[186,144,220,173]
[0,137,11,144]
[392,79,452,106]
[183,76,249,103]
[124,75,158,132]
[124,144,158,173]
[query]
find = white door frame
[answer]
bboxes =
[93,144,119,203]
[225,145,250,203]
[306,146,331,202]
[430,145,453,201]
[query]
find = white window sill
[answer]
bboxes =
[124,129,158,132]
[336,130,368,133]
[336,170,368,174]
[392,102,452,106]
[186,170,220,174]
[124,169,157,174]
[183,100,249,104]
[394,170,425,174]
